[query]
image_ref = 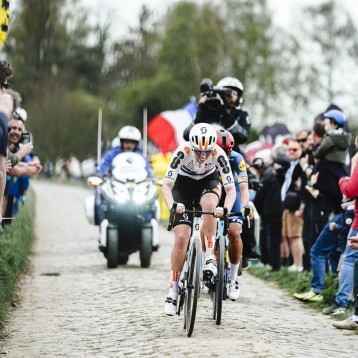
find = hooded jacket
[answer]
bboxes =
[314,129,351,165]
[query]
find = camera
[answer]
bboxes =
[20,132,31,144]
[200,78,232,111]
[249,178,262,192]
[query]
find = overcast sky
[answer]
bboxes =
[80,0,358,41]
[9,0,358,40]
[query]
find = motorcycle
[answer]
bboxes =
[85,152,160,269]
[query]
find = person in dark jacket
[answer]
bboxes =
[183,77,250,154]
[314,109,351,165]
[254,156,290,271]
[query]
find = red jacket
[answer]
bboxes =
[339,164,358,229]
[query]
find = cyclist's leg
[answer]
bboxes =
[227,217,243,300]
[228,221,243,276]
[201,192,220,276]
[164,176,194,316]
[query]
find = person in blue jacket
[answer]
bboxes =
[96,126,152,176]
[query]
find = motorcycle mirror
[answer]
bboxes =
[88,176,103,187]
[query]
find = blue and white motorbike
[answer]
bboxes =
[85,152,160,269]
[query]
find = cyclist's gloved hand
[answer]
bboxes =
[175,203,185,214]
[241,204,254,219]
[214,206,224,218]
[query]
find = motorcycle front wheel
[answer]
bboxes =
[107,228,118,269]
[140,227,153,268]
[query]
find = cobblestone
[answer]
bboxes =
[1,181,357,357]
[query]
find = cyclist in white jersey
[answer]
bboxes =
[162,123,236,316]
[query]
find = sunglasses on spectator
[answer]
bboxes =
[288,148,298,152]
[296,137,307,143]
[194,149,212,156]
[0,82,9,89]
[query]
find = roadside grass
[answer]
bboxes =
[0,189,35,340]
[248,265,356,330]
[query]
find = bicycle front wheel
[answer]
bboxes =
[184,236,201,337]
[213,234,225,325]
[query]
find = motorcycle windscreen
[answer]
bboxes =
[111,152,148,183]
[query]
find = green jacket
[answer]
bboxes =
[314,130,351,165]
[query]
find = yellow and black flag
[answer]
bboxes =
[0,0,9,46]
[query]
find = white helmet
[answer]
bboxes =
[118,126,141,142]
[216,77,243,94]
[189,123,217,151]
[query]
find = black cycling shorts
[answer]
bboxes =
[171,172,221,228]
[0,112,8,156]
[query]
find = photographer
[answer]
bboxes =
[184,77,251,154]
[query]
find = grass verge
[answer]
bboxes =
[248,266,338,309]
[0,189,35,340]
[249,265,357,334]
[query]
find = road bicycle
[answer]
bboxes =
[210,207,253,325]
[210,208,229,326]
[167,202,214,337]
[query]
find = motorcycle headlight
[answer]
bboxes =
[102,181,129,203]
[132,182,149,204]
[132,181,158,204]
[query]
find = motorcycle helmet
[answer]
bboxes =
[216,129,234,156]
[189,123,217,151]
[323,109,346,128]
[118,126,141,144]
[216,77,243,106]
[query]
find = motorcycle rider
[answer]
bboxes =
[184,76,251,154]
[162,123,236,316]
[215,129,251,300]
[96,125,152,176]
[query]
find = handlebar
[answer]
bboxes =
[167,203,229,233]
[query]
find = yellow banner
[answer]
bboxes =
[0,1,9,46]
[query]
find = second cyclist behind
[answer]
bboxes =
[215,129,251,300]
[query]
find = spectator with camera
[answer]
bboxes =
[184,77,251,154]
[2,109,41,223]
[0,60,14,224]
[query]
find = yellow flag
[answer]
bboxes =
[0,0,10,46]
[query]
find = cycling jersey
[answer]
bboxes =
[218,150,248,220]
[229,150,248,190]
[164,142,235,188]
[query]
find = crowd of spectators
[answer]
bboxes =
[0,60,42,227]
[250,106,358,330]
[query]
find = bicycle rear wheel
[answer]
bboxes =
[213,234,225,325]
[184,236,201,337]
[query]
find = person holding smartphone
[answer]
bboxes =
[0,60,14,224]
[329,136,358,330]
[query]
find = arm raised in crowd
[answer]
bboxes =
[8,161,42,177]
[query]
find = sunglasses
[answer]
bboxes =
[296,137,307,143]
[194,149,212,157]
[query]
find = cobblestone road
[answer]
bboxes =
[1,181,357,357]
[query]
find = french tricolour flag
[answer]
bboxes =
[148,100,197,154]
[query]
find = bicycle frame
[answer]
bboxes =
[167,203,213,337]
